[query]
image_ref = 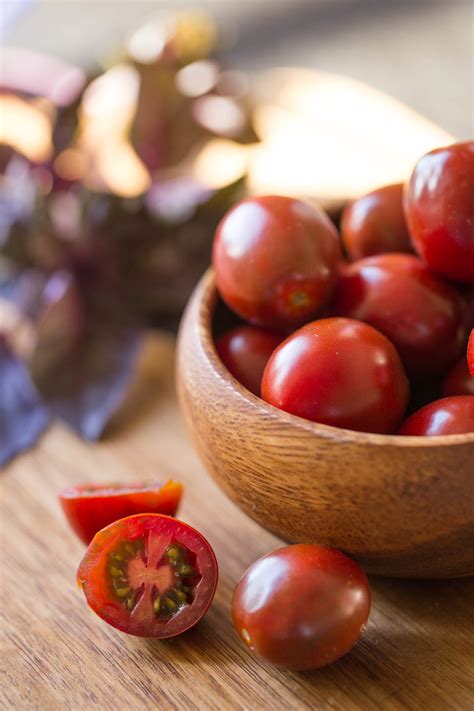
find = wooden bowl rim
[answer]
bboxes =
[193,268,474,449]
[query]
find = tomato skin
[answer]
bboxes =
[341,183,412,260]
[468,330,474,376]
[212,195,342,330]
[404,141,474,283]
[442,357,474,397]
[232,544,371,671]
[77,514,218,638]
[262,317,409,434]
[330,254,465,379]
[60,481,183,545]
[215,326,282,396]
[398,396,474,436]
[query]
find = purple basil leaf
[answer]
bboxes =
[0,337,50,467]
[33,327,141,440]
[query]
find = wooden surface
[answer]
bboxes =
[2,333,474,710]
[177,270,474,579]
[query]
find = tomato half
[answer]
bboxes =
[60,480,183,545]
[77,514,218,638]
[232,544,371,671]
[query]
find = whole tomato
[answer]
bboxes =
[442,357,474,397]
[330,253,465,379]
[215,325,282,396]
[212,196,342,330]
[261,317,409,433]
[404,141,474,283]
[341,183,412,260]
[232,544,371,671]
[398,396,474,436]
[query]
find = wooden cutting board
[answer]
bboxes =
[2,333,473,710]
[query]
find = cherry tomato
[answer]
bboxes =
[398,396,474,436]
[59,480,183,545]
[232,544,371,671]
[468,329,474,376]
[77,514,218,638]
[215,325,282,396]
[261,317,409,433]
[442,357,474,397]
[404,141,474,283]
[330,253,465,379]
[341,183,412,260]
[212,195,342,330]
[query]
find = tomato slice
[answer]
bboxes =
[60,480,183,545]
[77,514,218,638]
[468,329,474,376]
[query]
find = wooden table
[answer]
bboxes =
[2,334,473,710]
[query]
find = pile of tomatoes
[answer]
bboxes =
[213,141,474,436]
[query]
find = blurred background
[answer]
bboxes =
[3,0,472,137]
[0,0,472,460]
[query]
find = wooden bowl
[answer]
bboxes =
[177,270,474,578]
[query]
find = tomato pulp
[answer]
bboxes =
[60,480,183,544]
[78,514,218,638]
[232,544,371,671]
[468,329,474,376]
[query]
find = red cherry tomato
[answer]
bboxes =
[330,253,465,379]
[212,195,342,330]
[262,317,409,433]
[341,183,412,260]
[232,544,371,671]
[442,357,474,397]
[404,141,474,283]
[215,325,282,396]
[77,514,218,638]
[468,329,474,376]
[398,396,474,436]
[60,480,183,545]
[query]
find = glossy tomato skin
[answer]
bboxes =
[341,183,412,260]
[442,357,474,397]
[232,544,371,671]
[398,396,474,436]
[215,326,282,396]
[330,254,465,379]
[60,481,183,545]
[78,514,218,638]
[212,196,342,330]
[404,141,474,283]
[468,330,474,376]
[261,317,409,433]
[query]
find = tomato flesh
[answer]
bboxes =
[78,514,218,638]
[232,544,371,671]
[468,329,474,376]
[398,395,474,436]
[60,480,183,544]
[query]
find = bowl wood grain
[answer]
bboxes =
[177,270,474,578]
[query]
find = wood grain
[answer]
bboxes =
[177,270,474,579]
[1,332,473,710]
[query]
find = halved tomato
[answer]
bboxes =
[468,329,474,376]
[60,480,183,545]
[77,514,218,638]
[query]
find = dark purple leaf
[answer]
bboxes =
[0,337,50,467]
[33,327,142,440]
